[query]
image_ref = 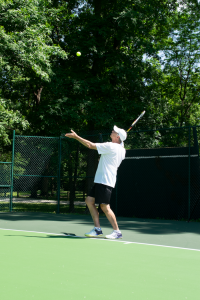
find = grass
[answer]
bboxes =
[0,202,105,215]
[0,190,85,201]
[0,189,102,215]
[0,204,9,212]
[0,202,199,222]
[13,203,88,214]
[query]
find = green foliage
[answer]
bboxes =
[0,0,68,81]
[36,0,177,135]
[0,98,29,157]
[0,0,200,144]
[145,1,200,128]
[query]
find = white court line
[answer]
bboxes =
[0,227,200,252]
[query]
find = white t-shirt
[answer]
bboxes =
[94,142,126,188]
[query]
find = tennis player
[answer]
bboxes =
[65,126,127,239]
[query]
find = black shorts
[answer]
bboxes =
[88,183,113,204]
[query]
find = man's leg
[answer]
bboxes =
[100,204,122,239]
[85,196,100,227]
[100,204,119,230]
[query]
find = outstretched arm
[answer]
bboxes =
[65,130,97,150]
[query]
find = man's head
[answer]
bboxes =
[110,126,127,145]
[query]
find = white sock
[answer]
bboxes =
[114,230,121,233]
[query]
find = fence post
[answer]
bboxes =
[98,133,103,143]
[57,137,61,214]
[115,176,118,217]
[188,126,191,221]
[10,130,15,212]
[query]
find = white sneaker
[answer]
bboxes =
[85,228,103,237]
[105,231,122,239]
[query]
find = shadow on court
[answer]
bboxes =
[1,212,200,249]
[4,234,84,240]
[0,212,200,235]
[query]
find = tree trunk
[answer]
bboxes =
[34,86,43,107]
[50,178,55,196]
[69,145,80,212]
[68,155,75,212]
[40,177,49,198]
[40,163,49,198]
[84,133,101,213]
[86,149,99,195]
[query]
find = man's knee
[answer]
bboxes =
[100,204,110,213]
[85,196,95,206]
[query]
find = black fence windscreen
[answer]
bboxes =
[110,126,200,221]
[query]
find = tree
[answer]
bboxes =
[0,98,29,160]
[145,0,200,129]
[0,0,68,136]
[1,0,183,210]
[29,0,178,136]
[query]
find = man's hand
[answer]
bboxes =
[65,130,78,139]
[65,130,97,150]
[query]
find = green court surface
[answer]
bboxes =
[1,213,200,300]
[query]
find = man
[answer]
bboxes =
[65,125,127,239]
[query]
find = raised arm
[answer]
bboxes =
[65,130,97,150]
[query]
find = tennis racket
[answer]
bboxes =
[127,110,145,132]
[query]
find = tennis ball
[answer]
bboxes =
[76,52,81,56]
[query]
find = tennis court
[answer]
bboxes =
[1,212,200,300]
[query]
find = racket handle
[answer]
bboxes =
[127,110,145,132]
[127,126,133,132]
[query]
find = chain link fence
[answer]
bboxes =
[0,126,200,220]
[0,162,12,211]
[11,131,110,213]
[13,136,59,212]
[60,135,99,213]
